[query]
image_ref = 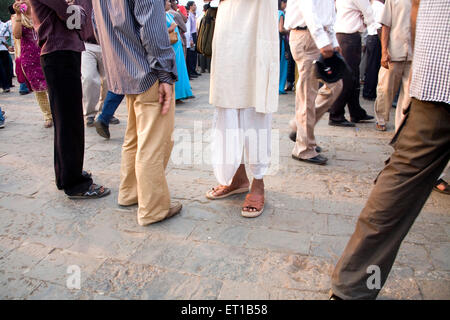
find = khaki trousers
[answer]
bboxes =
[35,90,52,121]
[289,30,343,159]
[81,43,107,118]
[332,98,450,299]
[374,61,411,130]
[118,82,175,226]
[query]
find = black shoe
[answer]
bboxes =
[193,72,201,76]
[363,95,376,101]
[94,119,110,139]
[19,90,30,96]
[289,132,322,153]
[285,83,294,92]
[110,116,120,125]
[86,116,95,127]
[292,154,328,165]
[328,119,355,127]
[351,114,375,123]
[329,294,343,300]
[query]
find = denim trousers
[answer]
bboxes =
[97,91,124,125]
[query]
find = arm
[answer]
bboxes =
[133,0,177,114]
[380,24,391,69]
[12,18,22,40]
[354,0,375,27]
[279,15,288,35]
[411,0,420,50]
[173,12,186,34]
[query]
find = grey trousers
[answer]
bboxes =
[331,98,450,299]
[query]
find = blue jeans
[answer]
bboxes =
[0,107,4,121]
[97,91,124,125]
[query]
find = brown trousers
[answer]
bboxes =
[332,98,450,299]
[118,82,175,226]
[289,30,343,159]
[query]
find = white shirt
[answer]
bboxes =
[367,0,384,36]
[0,21,10,52]
[335,0,375,34]
[284,0,339,49]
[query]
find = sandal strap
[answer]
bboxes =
[243,194,265,210]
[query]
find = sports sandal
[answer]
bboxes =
[68,184,111,199]
[241,193,265,218]
[205,185,249,200]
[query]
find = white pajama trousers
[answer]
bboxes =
[211,107,272,186]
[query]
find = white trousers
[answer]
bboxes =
[81,43,107,118]
[211,107,272,185]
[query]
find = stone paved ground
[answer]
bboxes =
[0,75,449,300]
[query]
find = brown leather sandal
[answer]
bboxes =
[206,185,249,200]
[241,193,265,218]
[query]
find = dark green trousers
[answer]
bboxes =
[332,98,450,300]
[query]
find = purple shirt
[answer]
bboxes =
[76,0,97,44]
[29,0,86,55]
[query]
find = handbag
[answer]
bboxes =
[169,30,178,44]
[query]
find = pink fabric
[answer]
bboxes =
[19,26,47,91]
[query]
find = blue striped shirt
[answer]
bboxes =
[92,0,177,95]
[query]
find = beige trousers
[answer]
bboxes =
[374,61,411,130]
[289,30,343,159]
[118,82,175,226]
[81,43,107,118]
[35,90,52,121]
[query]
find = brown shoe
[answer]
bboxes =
[167,201,183,218]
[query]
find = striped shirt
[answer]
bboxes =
[410,0,450,105]
[92,0,177,95]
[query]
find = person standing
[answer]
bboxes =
[330,0,450,299]
[12,0,53,128]
[362,0,384,101]
[185,1,200,79]
[206,0,278,219]
[373,0,413,132]
[285,0,344,166]
[93,0,182,226]
[0,20,13,93]
[29,0,110,199]
[169,0,187,56]
[329,0,375,127]
[278,0,288,95]
[165,0,193,102]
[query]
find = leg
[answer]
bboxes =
[41,51,93,195]
[97,91,125,125]
[290,30,321,159]
[134,82,175,226]
[394,61,412,131]
[81,44,101,120]
[208,108,250,198]
[118,94,139,206]
[35,90,53,125]
[331,99,450,299]
[363,35,381,100]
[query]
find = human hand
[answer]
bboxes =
[334,46,342,55]
[381,51,391,69]
[159,82,173,115]
[320,44,334,59]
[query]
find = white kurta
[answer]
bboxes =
[209,0,279,114]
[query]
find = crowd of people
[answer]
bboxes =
[0,0,448,300]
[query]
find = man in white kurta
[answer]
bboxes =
[206,0,279,218]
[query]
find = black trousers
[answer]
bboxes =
[186,32,198,76]
[363,35,381,100]
[329,33,368,121]
[286,42,296,85]
[0,51,13,90]
[40,51,92,195]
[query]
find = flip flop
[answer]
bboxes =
[205,185,249,200]
[241,193,265,218]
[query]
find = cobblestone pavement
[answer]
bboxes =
[0,75,449,300]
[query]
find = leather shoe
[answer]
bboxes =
[292,154,328,165]
[351,114,375,123]
[328,119,355,127]
[94,120,110,139]
[289,132,322,153]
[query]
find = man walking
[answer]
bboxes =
[330,0,450,299]
[93,0,182,226]
[285,0,343,165]
[329,0,375,127]
[374,0,413,132]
